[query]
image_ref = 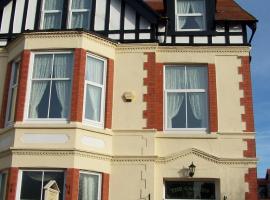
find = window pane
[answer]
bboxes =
[187,93,208,128]
[85,85,102,122]
[7,88,17,122]
[42,172,64,200]
[29,81,50,118]
[186,67,207,89]
[72,0,91,9]
[167,93,186,128]
[12,62,19,85]
[33,55,53,79]
[71,12,90,29]
[178,16,204,30]
[79,173,99,200]
[20,171,43,200]
[0,173,7,200]
[165,67,185,89]
[53,54,73,78]
[86,56,104,84]
[45,0,63,10]
[177,0,204,14]
[44,13,62,29]
[49,81,71,118]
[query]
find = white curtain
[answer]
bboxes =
[29,55,51,118]
[190,0,204,29]
[167,93,184,128]
[86,57,104,84]
[176,0,190,29]
[72,0,90,9]
[44,0,63,29]
[71,0,91,29]
[187,67,208,127]
[54,54,72,118]
[79,174,98,200]
[86,85,101,121]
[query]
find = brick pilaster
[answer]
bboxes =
[6,167,19,200]
[245,168,258,200]
[65,168,80,200]
[105,59,114,129]
[102,173,110,200]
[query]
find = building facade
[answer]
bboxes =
[258,170,270,200]
[0,0,258,199]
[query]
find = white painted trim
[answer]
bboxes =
[82,53,107,129]
[79,171,102,200]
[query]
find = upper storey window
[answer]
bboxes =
[27,52,73,120]
[69,0,92,29]
[41,0,64,29]
[175,0,206,31]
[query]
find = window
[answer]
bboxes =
[175,0,206,31]
[27,52,73,120]
[165,180,216,200]
[0,172,7,200]
[17,170,65,200]
[41,0,64,29]
[164,66,208,130]
[83,54,107,128]
[69,0,92,29]
[5,60,20,127]
[79,172,101,200]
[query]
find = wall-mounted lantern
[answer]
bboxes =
[188,162,196,177]
[122,92,135,102]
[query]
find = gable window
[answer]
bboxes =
[175,0,206,31]
[5,59,20,127]
[164,66,208,130]
[27,52,73,120]
[69,0,92,29]
[17,170,65,200]
[41,0,64,29]
[79,171,101,200]
[164,180,216,199]
[83,54,107,128]
[0,172,7,200]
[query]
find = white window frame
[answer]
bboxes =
[24,51,73,123]
[16,169,65,200]
[40,0,63,29]
[175,0,206,31]
[79,171,102,200]
[5,58,20,127]
[0,171,8,200]
[163,179,219,200]
[67,0,92,29]
[83,53,107,128]
[164,65,208,132]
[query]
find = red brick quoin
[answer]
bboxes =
[143,53,218,132]
[105,59,114,129]
[0,63,12,128]
[65,168,80,200]
[245,168,258,200]
[6,167,19,200]
[102,173,110,200]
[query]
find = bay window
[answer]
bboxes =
[17,170,65,200]
[0,172,7,200]
[165,180,216,200]
[5,59,20,127]
[69,0,92,29]
[165,66,208,130]
[175,0,206,31]
[27,52,73,120]
[79,172,101,200]
[41,0,64,29]
[83,54,107,128]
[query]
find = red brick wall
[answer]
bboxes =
[65,168,80,200]
[238,56,255,132]
[15,50,31,122]
[6,167,19,200]
[105,59,114,129]
[102,173,110,200]
[245,168,258,200]
[0,63,12,128]
[243,139,256,158]
[70,48,86,122]
[208,64,218,133]
[143,52,163,131]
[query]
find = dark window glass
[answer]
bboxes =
[0,173,7,200]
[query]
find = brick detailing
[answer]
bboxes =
[6,167,19,200]
[238,56,255,132]
[105,59,114,129]
[243,139,256,158]
[15,50,31,122]
[143,52,163,131]
[102,173,110,200]
[65,168,80,200]
[208,64,218,133]
[0,63,12,128]
[70,48,86,122]
[245,168,258,200]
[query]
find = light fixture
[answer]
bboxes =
[122,92,135,102]
[188,162,196,177]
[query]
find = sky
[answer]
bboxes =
[236,0,270,178]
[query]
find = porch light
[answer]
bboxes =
[188,162,196,177]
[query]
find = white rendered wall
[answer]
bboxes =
[0,2,13,33]
[13,0,25,33]
[95,0,106,31]
[25,0,37,30]
[109,0,121,30]
[124,5,135,30]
